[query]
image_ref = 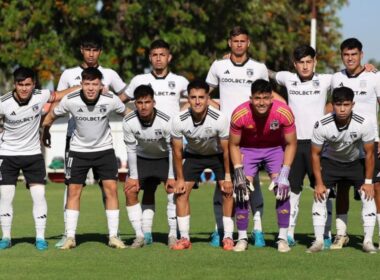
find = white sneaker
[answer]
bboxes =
[109,236,126,249]
[362,241,377,254]
[277,239,291,253]
[330,235,349,250]
[233,239,248,252]
[60,237,76,250]
[130,236,145,249]
[306,240,324,253]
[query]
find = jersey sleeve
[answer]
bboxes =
[56,71,70,91]
[123,118,137,145]
[205,61,219,88]
[311,120,325,146]
[217,113,229,139]
[259,63,269,81]
[109,69,127,95]
[113,96,126,114]
[362,119,376,143]
[125,76,138,99]
[275,71,290,86]
[375,72,380,98]
[123,121,138,179]
[164,119,175,178]
[180,76,189,97]
[277,104,296,134]
[229,108,244,136]
[53,96,69,117]
[171,115,184,139]
[0,100,4,116]
[41,89,52,104]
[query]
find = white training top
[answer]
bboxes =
[123,109,173,179]
[57,65,127,137]
[54,91,125,152]
[0,89,52,155]
[276,72,332,140]
[312,112,375,162]
[171,106,229,155]
[125,72,189,118]
[332,70,380,141]
[206,58,268,121]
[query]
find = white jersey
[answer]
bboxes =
[0,89,52,155]
[171,106,229,155]
[276,72,332,140]
[54,91,125,152]
[206,58,268,121]
[332,70,380,141]
[125,72,188,118]
[57,65,127,137]
[312,112,375,162]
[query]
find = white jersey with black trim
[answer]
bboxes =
[276,72,332,140]
[206,58,268,121]
[125,72,189,118]
[171,106,229,155]
[332,70,380,141]
[123,109,172,159]
[53,91,125,152]
[312,112,375,162]
[57,65,127,137]
[0,89,51,155]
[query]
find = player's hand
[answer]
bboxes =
[233,166,250,206]
[102,85,109,94]
[174,179,186,194]
[165,178,176,193]
[41,126,51,148]
[274,165,291,200]
[124,178,140,193]
[221,180,233,195]
[364,63,377,72]
[314,184,327,202]
[360,183,374,200]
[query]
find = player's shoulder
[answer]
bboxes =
[32,89,50,95]
[0,91,13,103]
[247,58,267,67]
[167,72,188,82]
[61,66,82,75]
[314,73,333,80]
[156,109,170,123]
[100,92,115,99]
[67,91,81,100]
[177,109,191,122]
[231,101,250,121]
[123,110,138,123]
[351,112,365,125]
[207,106,224,120]
[319,113,334,126]
[274,100,294,120]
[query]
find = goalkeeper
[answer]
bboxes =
[229,79,297,253]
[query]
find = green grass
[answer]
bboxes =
[1,172,380,280]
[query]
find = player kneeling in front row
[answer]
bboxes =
[171,80,234,250]
[43,67,128,249]
[0,67,78,250]
[123,85,177,248]
[229,79,297,252]
[307,86,377,253]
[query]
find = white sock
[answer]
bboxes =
[30,185,47,239]
[63,186,68,235]
[213,186,224,232]
[288,191,301,239]
[66,209,79,238]
[250,175,263,232]
[324,198,333,239]
[167,193,177,237]
[0,185,15,239]
[336,214,348,236]
[312,195,328,242]
[278,227,288,241]
[106,209,119,237]
[126,203,143,238]
[142,204,155,234]
[361,192,376,243]
[177,215,190,240]
[238,230,248,240]
[223,216,234,239]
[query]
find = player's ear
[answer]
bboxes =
[228,39,232,48]
[360,51,364,61]
[247,39,250,47]
[168,53,172,63]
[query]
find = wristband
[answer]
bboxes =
[234,164,243,169]
[225,173,231,181]
[365,179,373,184]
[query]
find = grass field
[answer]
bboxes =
[1,172,380,280]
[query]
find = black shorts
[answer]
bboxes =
[289,140,315,193]
[321,157,364,189]
[66,149,118,185]
[137,156,169,189]
[0,154,46,186]
[183,153,224,182]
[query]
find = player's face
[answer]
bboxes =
[188,89,209,114]
[135,95,155,118]
[341,48,363,73]
[228,34,250,57]
[149,48,172,71]
[81,47,101,67]
[14,78,35,102]
[294,55,315,80]
[250,92,273,116]
[81,78,103,101]
[333,100,354,121]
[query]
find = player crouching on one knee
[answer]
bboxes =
[307,86,377,254]
[171,80,234,250]
[123,85,177,249]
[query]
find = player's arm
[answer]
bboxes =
[165,128,176,192]
[283,131,297,167]
[268,69,277,80]
[362,141,375,200]
[229,132,242,167]
[125,141,140,192]
[41,99,67,147]
[220,138,233,194]
[311,144,327,202]
[172,137,186,194]
[118,93,131,103]
[51,85,81,103]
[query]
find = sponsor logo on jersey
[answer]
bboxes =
[312,80,320,88]
[168,81,176,89]
[220,78,252,84]
[6,114,39,124]
[32,105,39,112]
[353,91,367,95]
[360,80,367,88]
[288,90,320,95]
[224,70,230,74]
[154,129,163,136]
[75,116,102,121]
[205,127,213,135]
[156,91,176,96]
[269,120,279,130]
[246,68,254,77]
[314,121,319,129]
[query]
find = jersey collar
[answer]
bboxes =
[137,108,157,127]
[190,107,208,127]
[333,113,352,132]
[297,73,315,83]
[151,71,170,80]
[80,90,101,105]
[12,90,33,106]
[344,67,365,78]
[230,57,249,67]
[80,64,100,70]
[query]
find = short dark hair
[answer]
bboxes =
[340,38,362,52]
[81,67,103,81]
[134,85,154,100]
[13,67,36,83]
[150,39,170,52]
[187,79,209,94]
[293,45,316,61]
[251,79,272,95]
[80,33,103,49]
[229,26,249,38]
[332,87,354,103]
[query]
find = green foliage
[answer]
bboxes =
[0,0,347,90]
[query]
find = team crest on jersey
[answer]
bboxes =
[168,81,176,89]
[205,127,213,135]
[314,121,319,129]
[154,129,162,136]
[32,105,39,112]
[360,80,367,88]
[312,80,320,88]
[186,130,192,135]
[350,132,358,139]
[99,105,107,113]
[270,120,279,130]
[246,68,254,78]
